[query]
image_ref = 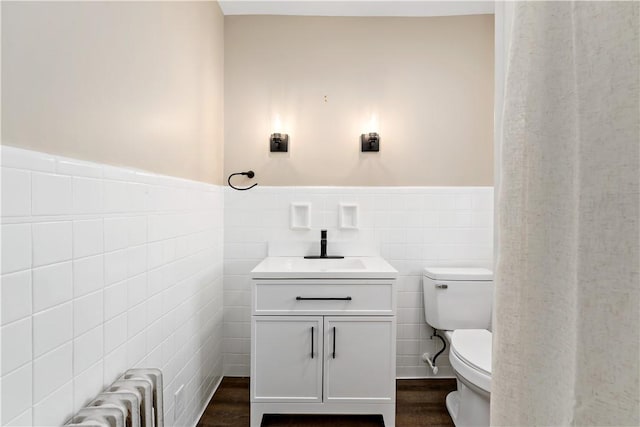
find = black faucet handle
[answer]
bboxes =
[321,229,327,239]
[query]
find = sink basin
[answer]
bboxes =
[300,258,366,271]
[251,256,397,279]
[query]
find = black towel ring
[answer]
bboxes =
[228,170,257,191]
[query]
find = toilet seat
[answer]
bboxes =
[449,329,492,393]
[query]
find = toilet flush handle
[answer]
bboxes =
[435,284,448,289]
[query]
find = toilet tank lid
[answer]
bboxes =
[423,267,493,281]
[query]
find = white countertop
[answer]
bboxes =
[251,256,398,279]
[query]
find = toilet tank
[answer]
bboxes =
[423,267,493,330]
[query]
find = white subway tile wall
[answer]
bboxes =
[0,147,224,427]
[1,147,494,425]
[223,186,493,378]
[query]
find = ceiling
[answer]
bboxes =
[218,1,495,17]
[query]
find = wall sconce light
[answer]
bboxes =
[270,133,289,152]
[361,132,380,152]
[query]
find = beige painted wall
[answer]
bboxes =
[2,1,224,184]
[224,15,494,186]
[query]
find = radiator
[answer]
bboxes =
[66,368,163,427]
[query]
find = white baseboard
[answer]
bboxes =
[190,376,224,427]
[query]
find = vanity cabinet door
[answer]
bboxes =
[323,317,396,403]
[251,316,323,403]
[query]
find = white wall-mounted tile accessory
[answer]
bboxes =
[339,203,359,229]
[290,202,311,230]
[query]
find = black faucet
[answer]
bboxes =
[320,229,328,257]
[304,229,344,259]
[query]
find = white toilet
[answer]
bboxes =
[422,267,493,427]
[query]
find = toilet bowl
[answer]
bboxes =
[445,329,491,426]
[423,267,493,427]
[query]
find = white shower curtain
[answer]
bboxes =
[492,2,639,426]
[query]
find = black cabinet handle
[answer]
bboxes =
[311,326,314,359]
[332,326,336,359]
[296,297,352,301]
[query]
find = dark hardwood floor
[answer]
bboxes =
[197,378,456,427]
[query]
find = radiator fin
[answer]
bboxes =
[66,368,163,427]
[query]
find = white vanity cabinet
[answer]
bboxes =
[250,257,397,427]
